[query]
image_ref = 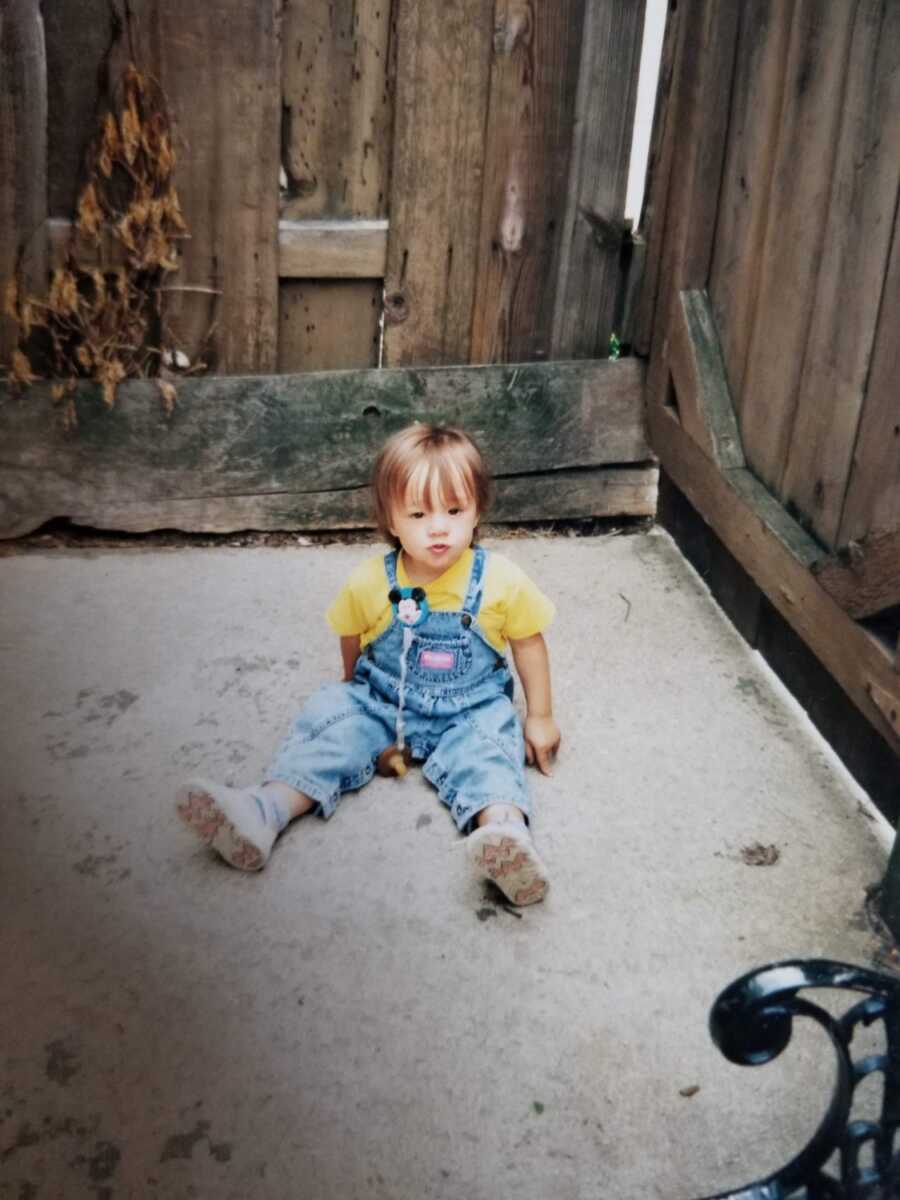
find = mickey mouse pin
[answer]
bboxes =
[389,586,429,627]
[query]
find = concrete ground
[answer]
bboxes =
[0,529,892,1200]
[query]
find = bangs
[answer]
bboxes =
[403,453,476,512]
[370,423,493,546]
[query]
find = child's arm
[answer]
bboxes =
[509,633,561,776]
[340,635,361,682]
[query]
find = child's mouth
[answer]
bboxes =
[429,544,449,554]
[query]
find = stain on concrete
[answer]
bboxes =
[159,1120,211,1162]
[415,814,432,830]
[476,906,497,922]
[18,1181,38,1199]
[74,853,118,878]
[45,1038,80,1086]
[100,690,139,715]
[209,1141,233,1163]
[0,1121,41,1162]
[735,676,788,730]
[75,1140,122,1183]
[47,741,92,762]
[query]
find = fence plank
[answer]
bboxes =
[0,359,648,537]
[0,0,48,365]
[124,0,281,375]
[644,0,740,413]
[42,0,109,218]
[468,0,586,364]
[781,0,900,549]
[708,0,795,411]
[281,0,393,221]
[736,2,857,496]
[279,281,381,372]
[382,0,494,366]
[550,0,644,360]
[633,1,682,357]
[838,191,900,548]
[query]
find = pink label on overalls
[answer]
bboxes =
[419,649,456,670]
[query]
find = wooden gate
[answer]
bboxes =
[641,1,900,759]
[1,0,648,372]
[0,0,659,538]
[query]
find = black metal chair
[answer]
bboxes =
[699,960,900,1199]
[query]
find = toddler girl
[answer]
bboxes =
[175,424,561,905]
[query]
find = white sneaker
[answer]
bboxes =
[175,779,278,871]
[468,824,549,906]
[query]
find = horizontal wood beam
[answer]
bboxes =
[277,219,388,278]
[11,466,656,536]
[0,358,650,538]
[46,217,390,279]
[811,528,900,619]
[648,399,900,752]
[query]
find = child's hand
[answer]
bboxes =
[524,715,561,776]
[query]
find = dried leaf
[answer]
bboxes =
[11,350,38,384]
[157,378,176,417]
[76,182,103,238]
[4,278,18,319]
[51,383,66,402]
[740,842,780,867]
[90,270,107,308]
[49,269,80,318]
[121,94,141,164]
[98,358,125,407]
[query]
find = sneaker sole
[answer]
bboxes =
[175,780,267,871]
[469,827,549,906]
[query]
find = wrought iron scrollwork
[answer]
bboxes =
[699,960,900,1200]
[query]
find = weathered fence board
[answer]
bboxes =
[468,0,585,364]
[737,1,857,496]
[0,0,47,364]
[278,281,381,373]
[280,0,394,222]
[838,197,900,550]
[644,0,740,414]
[123,0,282,375]
[278,0,394,373]
[550,0,644,360]
[0,360,649,538]
[708,0,795,411]
[633,0,681,358]
[42,0,109,219]
[813,530,900,621]
[382,0,494,366]
[781,0,900,549]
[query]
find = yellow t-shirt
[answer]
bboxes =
[326,548,554,653]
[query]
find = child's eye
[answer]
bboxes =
[410,511,424,519]
[448,507,460,516]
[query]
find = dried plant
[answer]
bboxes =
[4,62,194,422]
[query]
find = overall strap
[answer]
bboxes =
[461,546,487,618]
[383,550,400,590]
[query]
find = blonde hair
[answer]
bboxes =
[371,424,493,547]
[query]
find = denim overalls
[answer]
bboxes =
[265,547,531,832]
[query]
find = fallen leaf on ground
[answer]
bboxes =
[741,842,779,866]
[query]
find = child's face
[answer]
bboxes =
[389,489,479,581]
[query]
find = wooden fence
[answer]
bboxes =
[640,0,900,759]
[0,0,647,376]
